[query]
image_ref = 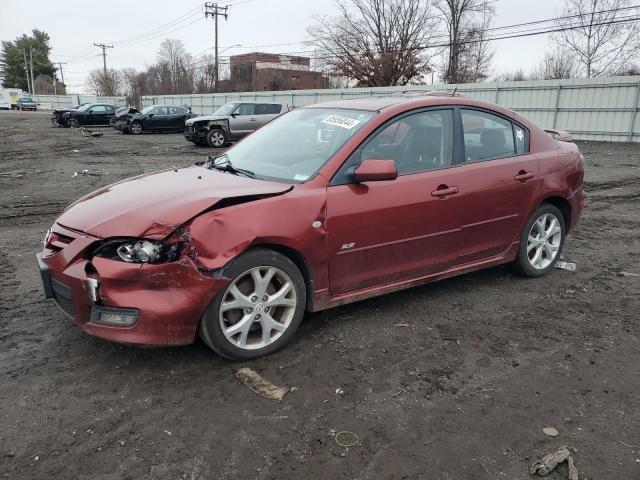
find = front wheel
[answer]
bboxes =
[129,122,143,135]
[206,128,228,148]
[67,117,80,128]
[199,249,306,360]
[513,204,565,277]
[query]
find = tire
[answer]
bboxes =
[206,128,228,148]
[513,204,566,277]
[199,248,307,360]
[68,117,80,128]
[129,122,143,135]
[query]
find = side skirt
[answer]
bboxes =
[310,242,519,312]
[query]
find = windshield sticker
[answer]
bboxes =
[321,115,360,130]
[293,173,309,181]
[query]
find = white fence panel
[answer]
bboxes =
[137,75,640,142]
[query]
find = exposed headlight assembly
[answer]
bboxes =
[92,238,182,264]
[117,240,163,263]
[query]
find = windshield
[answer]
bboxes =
[21,97,33,102]
[77,104,92,111]
[216,108,376,183]
[213,103,238,116]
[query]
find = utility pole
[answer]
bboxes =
[22,48,31,93]
[29,47,35,95]
[204,3,229,91]
[57,62,67,86]
[94,43,114,95]
[94,43,114,77]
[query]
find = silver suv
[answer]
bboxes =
[184,101,289,147]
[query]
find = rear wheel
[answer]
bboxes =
[199,249,306,360]
[206,128,227,148]
[513,204,565,277]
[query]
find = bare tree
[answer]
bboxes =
[534,46,579,79]
[157,39,191,94]
[85,68,121,95]
[307,0,438,87]
[435,0,495,84]
[494,69,528,82]
[554,0,640,77]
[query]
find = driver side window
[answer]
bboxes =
[235,104,256,115]
[90,105,107,113]
[361,109,454,175]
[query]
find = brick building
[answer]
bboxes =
[223,52,328,92]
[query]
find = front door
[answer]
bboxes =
[327,108,462,294]
[88,105,108,125]
[228,103,257,138]
[453,108,539,264]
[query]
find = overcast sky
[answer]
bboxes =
[1,0,565,92]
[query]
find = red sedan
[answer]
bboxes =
[37,94,586,360]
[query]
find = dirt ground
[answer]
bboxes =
[0,109,639,480]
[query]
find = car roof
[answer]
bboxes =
[232,101,285,105]
[306,92,472,112]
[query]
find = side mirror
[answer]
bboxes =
[230,112,237,118]
[148,113,154,118]
[353,158,398,182]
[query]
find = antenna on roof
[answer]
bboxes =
[451,85,459,97]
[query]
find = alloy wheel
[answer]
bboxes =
[130,123,143,134]
[68,118,79,128]
[219,266,297,350]
[527,213,562,270]
[209,130,225,147]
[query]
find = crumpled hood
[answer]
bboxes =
[185,115,228,126]
[57,166,292,239]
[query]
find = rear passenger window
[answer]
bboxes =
[461,109,516,162]
[361,109,454,175]
[256,104,282,115]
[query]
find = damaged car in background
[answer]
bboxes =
[51,103,91,127]
[60,103,119,128]
[37,94,585,361]
[184,101,288,147]
[111,105,194,134]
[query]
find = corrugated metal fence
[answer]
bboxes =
[141,76,640,142]
[31,94,126,109]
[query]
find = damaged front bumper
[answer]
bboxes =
[36,224,229,346]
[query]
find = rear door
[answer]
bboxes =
[169,106,187,130]
[327,108,462,294]
[255,103,283,126]
[452,108,538,264]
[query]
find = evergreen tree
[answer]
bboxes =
[1,29,56,90]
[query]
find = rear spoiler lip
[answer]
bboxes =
[544,128,574,142]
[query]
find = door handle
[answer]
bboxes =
[249,117,257,121]
[514,171,535,182]
[431,185,459,198]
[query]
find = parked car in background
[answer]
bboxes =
[51,103,91,126]
[184,101,288,147]
[112,105,194,134]
[60,103,119,127]
[1,88,26,109]
[16,97,37,111]
[36,94,585,360]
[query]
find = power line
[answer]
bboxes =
[112,5,203,45]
